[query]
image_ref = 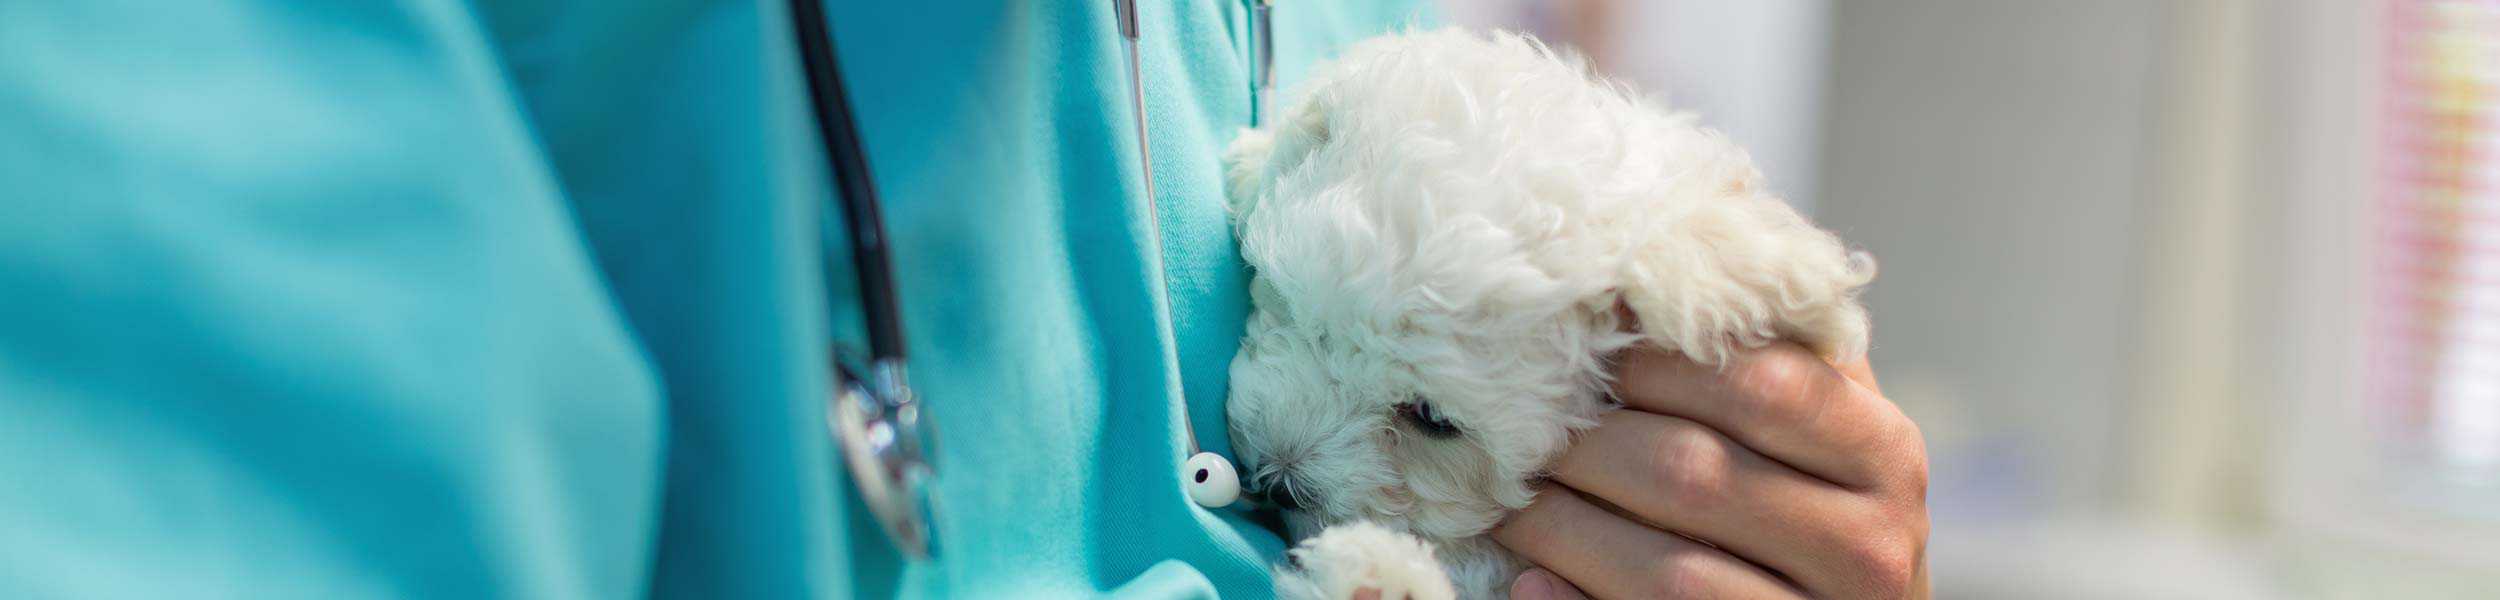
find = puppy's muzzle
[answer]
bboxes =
[1245,483,1309,511]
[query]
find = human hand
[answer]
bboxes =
[1493,343,1930,599]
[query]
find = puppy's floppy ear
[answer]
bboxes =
[1615,188,1876,366]
[1222,97,1333,218]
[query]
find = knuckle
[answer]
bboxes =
[1881,415,1934,495]
[1902,445,1932,494]
[1843,538,1919,598]
[1651,424,1731,509]
[1730,350,1829,428]
[1732,349,1814,398]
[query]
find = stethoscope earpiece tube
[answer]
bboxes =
[1112,0,1245,510]
[789,0,938,559]
[1250,0,1274,126]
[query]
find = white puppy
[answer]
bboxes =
[1223,29,1875,599]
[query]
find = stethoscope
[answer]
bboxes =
[790,0,1276,560]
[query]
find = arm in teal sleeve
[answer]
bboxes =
[0,1,665,596]
[0,0,1429,597]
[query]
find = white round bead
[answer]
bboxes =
[1183,452,1241,508]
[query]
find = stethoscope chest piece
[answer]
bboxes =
[829,359,937,558]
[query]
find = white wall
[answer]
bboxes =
[1817,0,2164,517]
[1441,0,2500,594]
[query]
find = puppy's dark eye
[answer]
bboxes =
[1395,401,1461,439]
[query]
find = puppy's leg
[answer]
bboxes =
[1274,522,1457,600]
[1619,188,1875,366]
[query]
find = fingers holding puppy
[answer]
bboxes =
[1494,486,1804,600]
[1517,341,1929,599]
[1545,410,1906,598]
[1610,342,1925,493]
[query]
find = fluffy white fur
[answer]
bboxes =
[1223,29,1875,599]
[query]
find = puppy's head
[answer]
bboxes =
[1225,270,1629,541]
[1221,29,1653,541]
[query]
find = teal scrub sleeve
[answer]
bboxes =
[0,0,1426,597]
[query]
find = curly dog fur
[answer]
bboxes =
[1223,28,1874,599]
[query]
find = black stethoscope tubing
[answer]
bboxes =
[789,0,904,362]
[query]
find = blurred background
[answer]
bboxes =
[1440,0,2500,597]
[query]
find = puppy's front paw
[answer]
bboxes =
[1274,522,1456,600]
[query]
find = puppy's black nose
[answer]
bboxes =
[1246,483,1307,511]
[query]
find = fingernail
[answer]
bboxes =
[1512,569,1557,600]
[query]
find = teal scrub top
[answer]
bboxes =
[0,1,1429,597]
